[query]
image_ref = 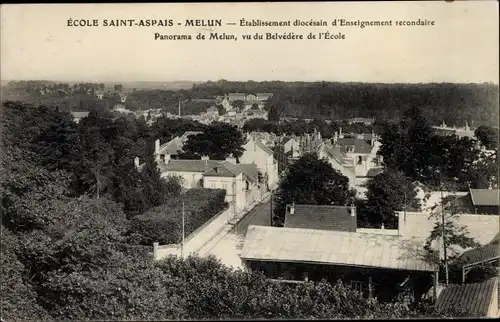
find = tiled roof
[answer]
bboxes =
[469,189,499,206]
[159,159,220,173]
[238,163,260,183]
[336,138,373,154]
[158,138,183,155]
[322,144,346,163]
[284,204,356,232]
[457,243,499,267]
[203,161,242,177]
[241,225,438,272]
[366,167,384,177]
[436,278,498,316]
[254,139,274,155]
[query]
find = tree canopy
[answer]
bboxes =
[181,122,246,160]
[272,153,355,226]
[363,170,420,229]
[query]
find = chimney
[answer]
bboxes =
[370,131,376,146]
[155,139,160,154]
[201,155,209,165]
[381,223,385,230]
[134,157,140,168]
[289,203,295,215]
[339,126,343,138]
[164,153,171,164]
[333,131,339,144]
[350,204,356,217]
[225,155,237,164]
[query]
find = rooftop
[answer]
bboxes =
[71,111,90,118]
[284,204,356,232]
[241,225,438,272]
[336,138,373,154]
[456,243,499,267]
[203,161,242,178]
[366,167,384,177]
[397,212,499,247]
[469,189,499,206]
[436,278,498,316]
[159,159,220,173]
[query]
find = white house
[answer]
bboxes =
[136,151,262,213]
[282,136,301,159]
[331,130,381,177]
[315,142,356,189]
[239,135,279,190]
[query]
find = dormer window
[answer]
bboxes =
[347,146,355,153]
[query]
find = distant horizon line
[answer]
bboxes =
[2,78,499,86]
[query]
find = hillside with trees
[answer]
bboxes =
[3,80,498,127]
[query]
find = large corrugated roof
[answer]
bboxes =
[469,189,499,206]
[284,204,356,232]
[241,225,438,272]
[436,278,498,316]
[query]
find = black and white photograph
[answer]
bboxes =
[1,1,499,320]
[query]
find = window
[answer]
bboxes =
[357,156,363,164]
[210,183,216,189]
[222,184,228,190]
[350,280,363,293]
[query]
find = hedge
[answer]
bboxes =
[128,188,228,245]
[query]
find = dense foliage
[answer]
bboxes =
[181,122,246,160]
[363,170,420,229]
[128,188,228,245]
[272,153,356,226]
[243,117,380,138]
[378,106,498,189]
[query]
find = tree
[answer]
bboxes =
[0,226,50,321]
[424,192,481,284]
[467,150,498,188]
[181,122,246,160]
[474,125,499,150]
[250,103,260,110]
[268,104,280,122]
[216,104,226,115]
[378,122,407,170]
[232,99,245,111]
[401,106,434,180]
[363,170,420,228]
[273,153,355,226]
[114,84,123,92]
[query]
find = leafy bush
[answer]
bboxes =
[128,188,227,245]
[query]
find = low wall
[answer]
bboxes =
[154,204,234,260]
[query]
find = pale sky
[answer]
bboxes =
[1,2,498,83]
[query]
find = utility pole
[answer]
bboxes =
[270,191,273,226]
[181,201,185,258]
[440,185,449,285]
